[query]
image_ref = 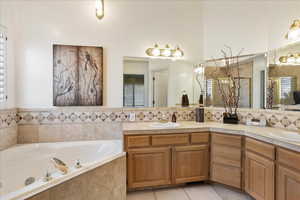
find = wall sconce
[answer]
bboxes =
[96,0,104,20]
[146,44,184,59]
[279,53,300,65]
[285,19,300,40]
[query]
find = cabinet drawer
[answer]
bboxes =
[191,133,209,144]
[211,144,241,167]
[211,163,241,189]
[126,136,150,149]
[245,137,275,160]
[212,133,242,148]
[277,147,300,170]
[152,134,189,146]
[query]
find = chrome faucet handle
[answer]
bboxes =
[43,171,52,182]
[75,159,82,169]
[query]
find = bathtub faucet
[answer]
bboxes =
[51,157,69,174]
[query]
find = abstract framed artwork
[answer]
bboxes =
[53,44,103,106]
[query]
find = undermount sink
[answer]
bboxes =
[150,122,180,128]
[269,131,300,143]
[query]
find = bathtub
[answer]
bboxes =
[0,140,125,200]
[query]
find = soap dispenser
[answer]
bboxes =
[171,112,177,123]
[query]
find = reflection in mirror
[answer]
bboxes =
[123,57,200,108]
[204,53,267,109]
[268,42,300,111]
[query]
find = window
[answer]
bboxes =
[279,76,296,104]
[0,27,7,102]
[280,77,295,99]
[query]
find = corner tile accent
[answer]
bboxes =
[0,109,18,150]
[0,108,18,128]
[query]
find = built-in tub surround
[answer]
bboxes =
[0,140,125,200]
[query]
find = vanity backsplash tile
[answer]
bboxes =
[205,107,300,131]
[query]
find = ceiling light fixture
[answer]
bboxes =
[285,19,300,40]
[145,44,184,59]
[96,0,104,20]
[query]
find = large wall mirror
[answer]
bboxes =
[123,57,202,108]
[122,54,268,109]
[267,42,300,111]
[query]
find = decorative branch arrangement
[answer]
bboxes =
[212,46,244,122]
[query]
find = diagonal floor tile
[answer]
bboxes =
[127,190,156,200]
[212,184,254,200]
[154,187,189,200]
[183,184,223,200]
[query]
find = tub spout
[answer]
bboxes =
[51,157,69,174]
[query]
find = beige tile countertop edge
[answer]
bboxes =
[123,121,300,153]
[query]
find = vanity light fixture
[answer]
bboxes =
[285,19,300,40]
[279,53,300,65]
[172,46,184,58]
[95,0,104,20]
[145,44,184,59]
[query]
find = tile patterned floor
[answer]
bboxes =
[127,183,253,200]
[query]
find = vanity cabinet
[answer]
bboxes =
[127,147,171,188]
[125,132,210,189]
[125,128,300,198]
[173,144,209,184]
[277,147,300,200]
[210,133,242,189]
[244,138,275,200]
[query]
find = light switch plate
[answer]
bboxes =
[129,113,136,121]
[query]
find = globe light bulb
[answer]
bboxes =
[161,45,172,57]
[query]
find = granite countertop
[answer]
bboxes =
[123,121,300,153]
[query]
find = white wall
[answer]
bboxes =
[2,0,300,108]
[202,1,300,59]
[4,0,203,108]
[0,2,16,109]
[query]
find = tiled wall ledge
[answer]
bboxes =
[2,106,300,149]
[17,107,196,125]
[205,107,300,130]
[16,107,195,144]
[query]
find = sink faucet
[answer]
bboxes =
[51,157,69,174]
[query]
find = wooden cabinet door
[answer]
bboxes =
[277,165,300,200]
[245,151,274,200]
[172,145,209,184]
[127,147,171,189]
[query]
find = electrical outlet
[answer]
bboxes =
[129,113,136,121]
